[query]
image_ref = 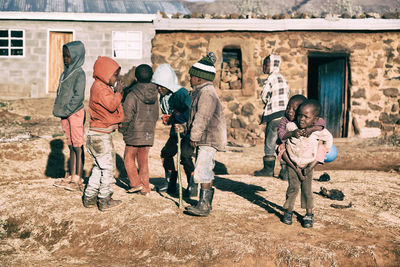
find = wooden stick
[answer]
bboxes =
[177,132,183,209]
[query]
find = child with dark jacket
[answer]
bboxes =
[83,56,125,211]
[119,64,159,195]
[52,41,86,191]
[151,64,195,197]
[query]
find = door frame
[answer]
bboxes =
[307,51,350,137]
[46,29,75,94]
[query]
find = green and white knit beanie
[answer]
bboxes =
[189,52,217,81]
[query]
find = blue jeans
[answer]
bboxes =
[85,131,116,199]
[193,146,216,184]
[264,117,281,157]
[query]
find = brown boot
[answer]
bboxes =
[98,194,122,211]
[82,194,97,208]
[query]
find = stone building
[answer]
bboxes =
[0,0,188,99]
[152,18,400,141]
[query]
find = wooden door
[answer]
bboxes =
[318,58,346,137]
[48,32,73,93]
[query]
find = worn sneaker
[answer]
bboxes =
[303,214,314,228]
[282,210,293,225]
[98,195,122,211]
[64,181,83,192]
[126,185,143,194]
[82,195,97,208]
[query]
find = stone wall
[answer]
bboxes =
[151,30,400,141]
[0,20,154,99]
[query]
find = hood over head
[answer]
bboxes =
[151,63,181,93]
[63,41,85,79]
[134,83,158,105]
[93,56,120,85]
[267,54,281,74]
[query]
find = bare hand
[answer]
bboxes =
[114,80,125,93]
[294,129,303,138]
[162,114,171,125]
[302,128,313,137]
[295,167,305,181]
[174,124,184,133]
[190,141,198,148]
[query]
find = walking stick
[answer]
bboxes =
[177,132,183,209]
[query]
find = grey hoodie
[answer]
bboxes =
[120,82,159,146]
[52,41,86,118]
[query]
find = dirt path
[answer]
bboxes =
[0,98,399,266]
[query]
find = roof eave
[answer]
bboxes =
[154,18,400,31]
[0,12,156,22]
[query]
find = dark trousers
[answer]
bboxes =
[161,134,195,181]
[283,166,314,211]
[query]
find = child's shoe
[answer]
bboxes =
[82,195,97,208]
[64,181,83,192]
[303,214,314,228]
[126,185,143,194]
[98,195,122,211]
[282,210,293,225]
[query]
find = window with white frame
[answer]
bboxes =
[112,31,142,59]
[0,29,24,57]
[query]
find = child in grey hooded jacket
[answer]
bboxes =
[52,40,86,191]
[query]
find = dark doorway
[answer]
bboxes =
[308,52,350,137]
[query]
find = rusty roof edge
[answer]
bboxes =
[0,12,156,22]
[154,18,400,31]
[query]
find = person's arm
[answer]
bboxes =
[304,118,326,137]
[282,150,305,181]
[260,80,272,105]
[119,90,135,136]
[189,90,216,143]
[98,82,124,113]
[303,160,318,176]
[65,71,86,115]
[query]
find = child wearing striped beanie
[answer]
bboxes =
[178,52,227,217]
[189,52,217,81]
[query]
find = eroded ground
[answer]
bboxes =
[0,98,399,266]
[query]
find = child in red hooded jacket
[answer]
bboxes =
[82,56,125,211]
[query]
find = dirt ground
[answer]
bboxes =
[0,98,399,266]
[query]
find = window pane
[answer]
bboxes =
[113,31,125,40]
[0,30,8,38]
[11,31,23,38]
[11,39,23,47]
[0,48,9,55]
[126,42,139,49]
[0,39,8,47]
[113,49,125,58]
[126,32,140,40]
[11,49,23,56]
[113,41,126,49]
[126,49,141,58]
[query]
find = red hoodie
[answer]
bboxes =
[88,56,124,133]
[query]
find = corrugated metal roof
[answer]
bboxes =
[0,0,189,14]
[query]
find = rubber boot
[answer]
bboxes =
[278,163,289,181]
[82,194,97,208]
[156,171,172,192]
[185,188,214,216]
[167,171,178,194]
[98,194,122,211]
[254,156,275,176]
[184,175,198,197]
